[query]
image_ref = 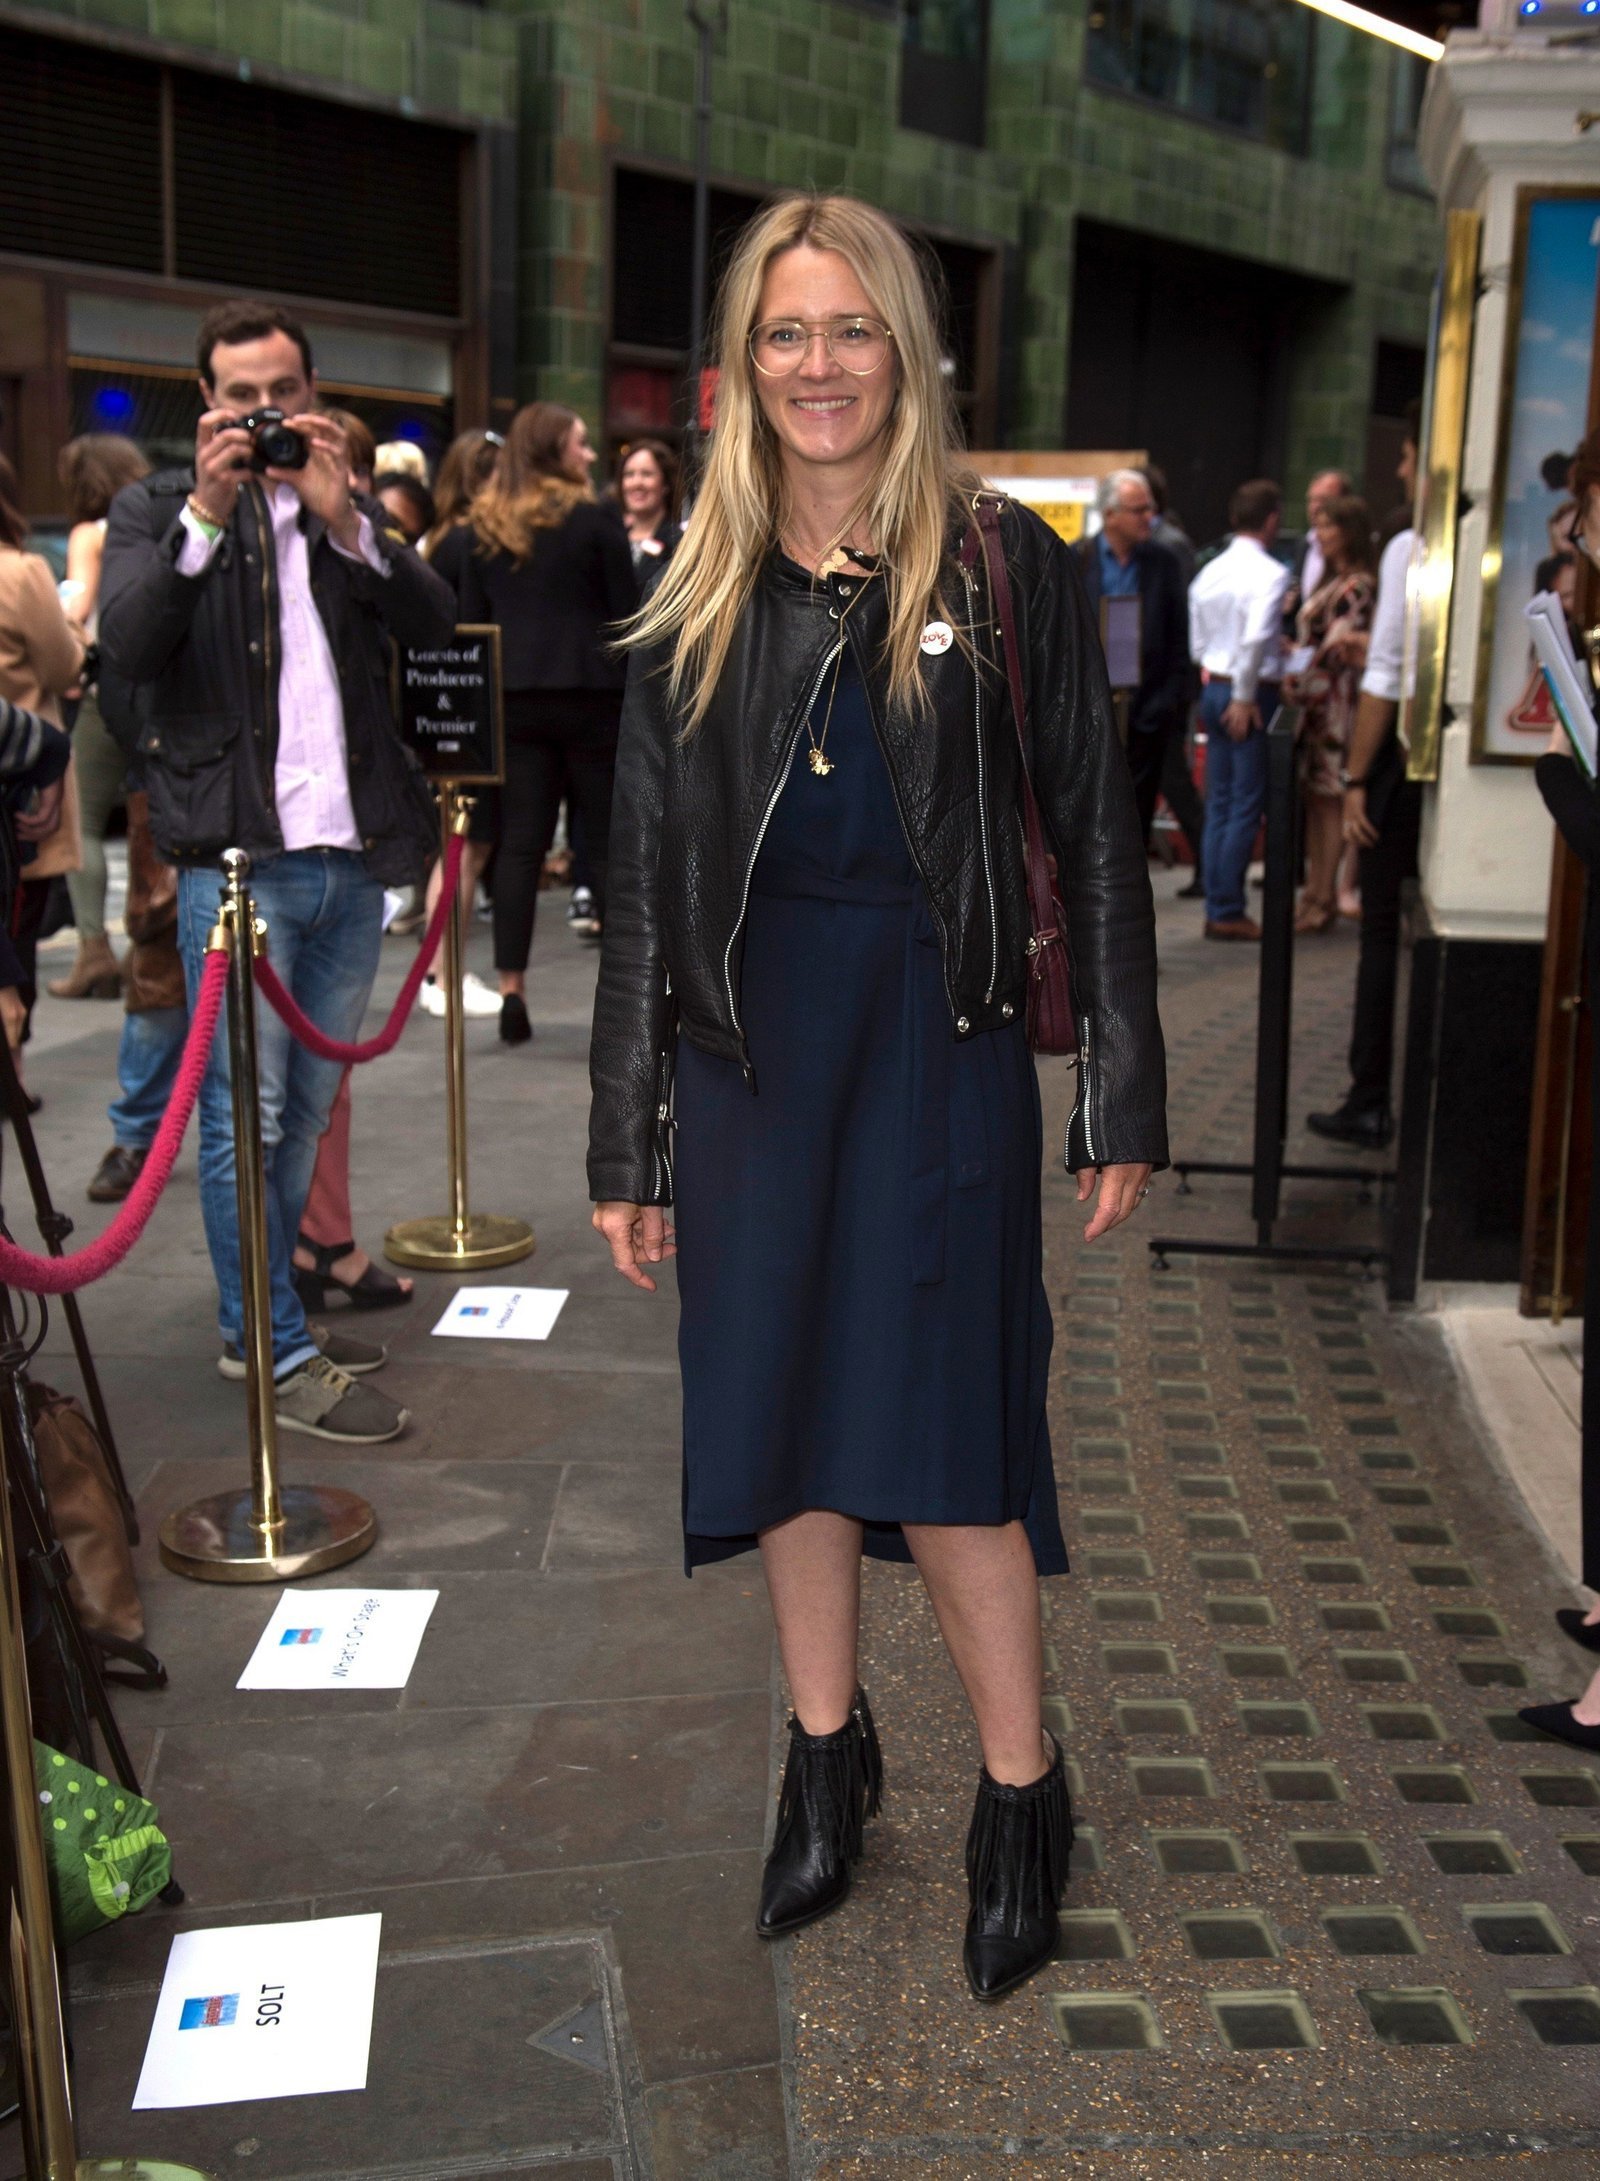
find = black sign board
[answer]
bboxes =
[396,625,504,784]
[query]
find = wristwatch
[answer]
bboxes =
[1339,769,1368,790]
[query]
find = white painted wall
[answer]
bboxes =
[1417,34,1600,940]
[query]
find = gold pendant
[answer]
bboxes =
[817,545,851,578]
[808,746,835,777]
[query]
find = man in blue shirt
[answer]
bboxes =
[1076,470,1189,844]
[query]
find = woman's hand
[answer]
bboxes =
[593,1200,677,1291]
[1077,1163,1152,1242]
[15,779,63,842]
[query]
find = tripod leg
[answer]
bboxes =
[56,1291,137,1543]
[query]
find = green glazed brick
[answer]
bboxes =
[284,4,349,82]
[654,45,695,106]
[150,0,221,44]
[219,0,283,65]
[775,26,813,81]
[346,21,410,97]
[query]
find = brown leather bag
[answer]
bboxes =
[27,1381,161,1684]
[122,789,185,1016]
[961,494,1077,1056]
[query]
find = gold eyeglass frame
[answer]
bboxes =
[748,318,896,377]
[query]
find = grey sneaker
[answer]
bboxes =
[271,1354,409,1444]
[218,1324,387,1382]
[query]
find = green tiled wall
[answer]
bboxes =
[17,0,517,122]
[515,0,1437,505]
[24,0,1436,495]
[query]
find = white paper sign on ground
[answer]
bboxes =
[431,1285,568,1341]
[236,1589,438,1691]
[133,1913,381,2109]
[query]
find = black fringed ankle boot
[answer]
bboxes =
[963,1730,1073,2000]
[756,1688,884,1939]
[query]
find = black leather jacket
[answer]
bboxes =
[99,470,453,884]
[587,499,1167,1204]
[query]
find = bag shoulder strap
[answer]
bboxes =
[961,494,1062,944]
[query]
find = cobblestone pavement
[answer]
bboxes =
[2,868,1595,2180]
[781,872,1600,2180]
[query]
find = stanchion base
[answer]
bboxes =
[157,1484,377,1584]
[80,2161,219,2178]
[383,1212,536,1272]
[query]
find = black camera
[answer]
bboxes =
[230,407,308,473]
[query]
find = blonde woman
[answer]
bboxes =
[588,195,1166,1999]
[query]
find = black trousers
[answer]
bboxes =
[1160,717,1206,871]
[1347,763,1422,1114]
[477,690,620,975]
[1126,713,1180,846]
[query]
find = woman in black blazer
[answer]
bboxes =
[434,404,638,1043]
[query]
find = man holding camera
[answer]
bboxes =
[99,300,454,1443]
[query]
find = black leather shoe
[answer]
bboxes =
[1518,1701,1600,1753]
[757,1690,883,1939]
[1306,1101,1393,1150]
[963,1731,1072,2001]
[87,1144,147,1203]
[499,993,532,1045]
[1556,1608,1600,1655]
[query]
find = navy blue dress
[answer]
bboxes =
[673,649,1066,1577]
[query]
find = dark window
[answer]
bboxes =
[1066,218,1344,545]
[172,75,462,316]
[901,0,989,147]
[1085,0,1313,155]
[1387,52,1430,193]
[0,28,163,273]
[610,168,766,354]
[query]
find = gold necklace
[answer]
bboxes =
[805,565,878,777]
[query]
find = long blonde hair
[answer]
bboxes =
[628,193,975,727]
[470,402,588,561]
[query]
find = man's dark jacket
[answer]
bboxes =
[1074,534,1188,737]
[587,499,1168,1205]
[98,470,455,883]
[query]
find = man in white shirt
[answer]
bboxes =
[1187,480,1290,939]
[101,301,455,1444]
[1307,430,1422,1150]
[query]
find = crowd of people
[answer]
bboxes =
[0,296,681,1453]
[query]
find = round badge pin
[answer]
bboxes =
[920,619,954,656]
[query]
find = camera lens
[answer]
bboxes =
[254,419,307,471]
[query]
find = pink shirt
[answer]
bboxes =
[177,486,387,853]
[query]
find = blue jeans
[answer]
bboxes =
[177,851,385,1373]
[1201,678,1277,924]
[108,1006,187,1150]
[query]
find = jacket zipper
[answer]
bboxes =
[649,968,676,1200]
[1076,1014,1098,1163]
[845,620,963,1026]
[964,568,1000,1004]
[724,640,840,1045]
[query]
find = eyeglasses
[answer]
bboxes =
[749,317,894,377]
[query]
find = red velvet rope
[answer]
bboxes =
[251,831,466,1064]
[0,947,230,1294]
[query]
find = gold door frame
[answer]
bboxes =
[1403,208,1480,784]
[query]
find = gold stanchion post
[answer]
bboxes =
[0,1350,216,2177]
[385,786,536,1272]
[158,852,377,1583]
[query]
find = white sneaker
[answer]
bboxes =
[417,974,500,1020]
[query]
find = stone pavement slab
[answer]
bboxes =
[0,904,782,2181]
[779,875,1600,2176]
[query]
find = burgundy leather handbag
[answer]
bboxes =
[962,494,1077,1057]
